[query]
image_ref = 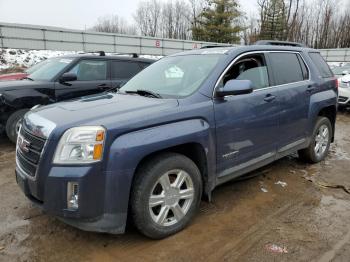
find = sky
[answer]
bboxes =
[0,0,258,30]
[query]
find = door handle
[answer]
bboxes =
[307,85,315,92]
[98,83,110,90]
[264,94,276,102]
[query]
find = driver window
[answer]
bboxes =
[219,53,269,90]
[69,60,107,81]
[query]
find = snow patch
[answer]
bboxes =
[0,49,75,70]
[0,49,162,71]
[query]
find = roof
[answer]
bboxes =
[170,44,317,57]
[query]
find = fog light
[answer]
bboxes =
[67,182,79,210]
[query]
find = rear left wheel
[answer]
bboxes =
[299,117,332,163]
[131,153,202,239]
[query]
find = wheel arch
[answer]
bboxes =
[309,90,337,142]
[317,105,337,142]
[132,142,210,198]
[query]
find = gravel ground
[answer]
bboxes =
[0,112,350,262]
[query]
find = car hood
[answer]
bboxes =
[25,93,179,139]
[0,73,28,81]
[0,79,43,91]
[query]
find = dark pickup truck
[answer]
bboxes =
[15,42,337,239]
[0,53,154,142]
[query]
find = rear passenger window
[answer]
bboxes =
[219,53,269,90]
[309,52,333,78]
[111,61,141,79]
[269,53,304,85]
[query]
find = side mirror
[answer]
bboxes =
[216,80,254,97]
[59,72,77,83]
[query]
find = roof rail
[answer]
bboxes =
[110,53,139,58]
[254,40,305,47]
[200,45,232,49]
[78,51,106,56]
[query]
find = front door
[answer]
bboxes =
[55,59,111,101]
[214,52,280,179]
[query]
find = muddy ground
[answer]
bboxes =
[0,112,350,262]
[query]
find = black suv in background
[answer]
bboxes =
[0,52,154,142]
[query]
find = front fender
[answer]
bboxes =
[102,119,214,218]
[1,89,52,109]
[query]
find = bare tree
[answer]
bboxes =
[134,0,162,37]
[250,0,350,48]
[189,0,205,32]
[134,0,192,40]
[91,15,136,35]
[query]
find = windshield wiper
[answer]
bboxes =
[124,89,162,98]
[22,76,34,81]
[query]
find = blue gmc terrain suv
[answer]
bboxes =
[15,41,338,239]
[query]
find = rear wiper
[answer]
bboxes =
[124,89,162,98]
[22,76,34,81]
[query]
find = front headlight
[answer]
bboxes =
[53,126,105,164]
[340,81,350,88]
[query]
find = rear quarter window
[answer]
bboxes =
[308,52,333,78]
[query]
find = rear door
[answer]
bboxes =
[214,52,280,179]
[110,61,144,89]
[267,52,311,152]
[55,59,111,101]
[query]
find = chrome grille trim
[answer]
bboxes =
[16,126,48,181]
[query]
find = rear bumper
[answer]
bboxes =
[15,165,128,234]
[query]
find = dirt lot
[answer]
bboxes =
[0,112,350,262]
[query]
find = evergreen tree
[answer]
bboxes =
[192,0,243,43]
[259,0,287,40]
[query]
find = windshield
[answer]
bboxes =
[28,58,73,81]
[26,60,48,74]
[332,66,350,75]
[120,55,223,98]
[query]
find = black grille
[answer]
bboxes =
[338,96,348,103]
[16,127,46,178]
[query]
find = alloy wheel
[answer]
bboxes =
[149,169,194,227]
[314,124,330,158]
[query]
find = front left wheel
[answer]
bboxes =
[131,153,202,239]
[6,109,29,143]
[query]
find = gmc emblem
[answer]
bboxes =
[17,135,30,153]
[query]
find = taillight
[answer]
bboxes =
[335,78,339,89]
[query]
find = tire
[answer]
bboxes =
[130,152,202,239]
[298,117,332,163]
[6,109,29,143]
